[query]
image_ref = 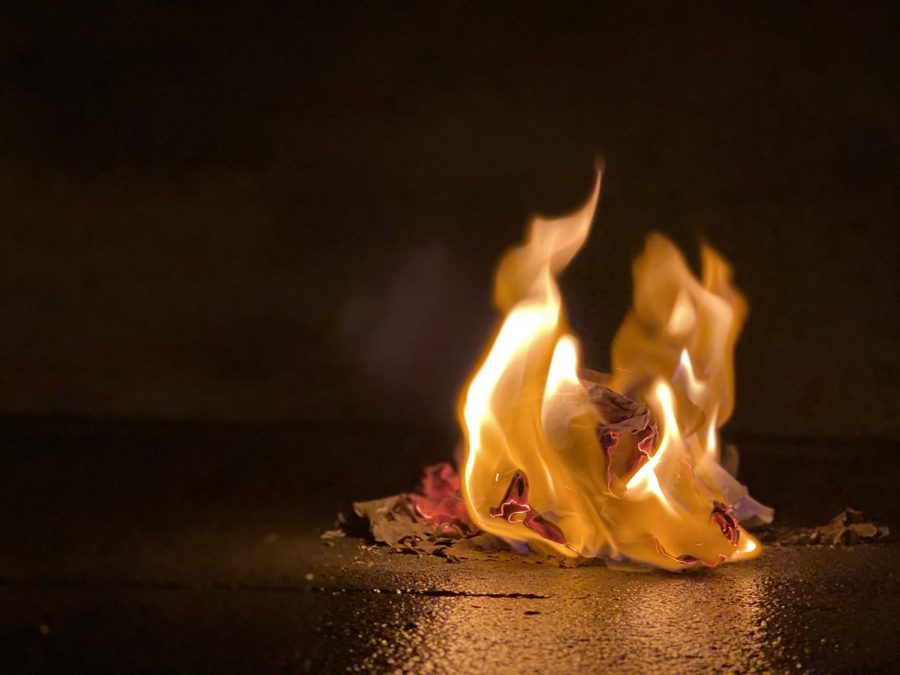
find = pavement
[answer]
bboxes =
[1,418,898,673]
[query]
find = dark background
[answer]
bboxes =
[1,2,898,441]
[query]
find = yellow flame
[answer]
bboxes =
[459,170,764,570]
[624,382,678,515]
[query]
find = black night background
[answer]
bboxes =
[1,3,898,672]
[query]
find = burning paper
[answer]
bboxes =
[458,168,771,571]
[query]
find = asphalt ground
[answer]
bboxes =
[1,418,897,673]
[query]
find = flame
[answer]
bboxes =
[458,169,770,571]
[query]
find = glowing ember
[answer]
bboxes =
[458,168,772,571]
[408,463,472,533]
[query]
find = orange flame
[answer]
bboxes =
[458,169,770,571]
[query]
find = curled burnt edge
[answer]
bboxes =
[490,470,568,546]
[711,500,741,546]
[581,370,658,490]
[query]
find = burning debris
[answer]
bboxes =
[334,489,891,561]
[337,167,789,571]
[347,462,519,562]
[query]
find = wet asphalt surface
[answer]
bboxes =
[1,419,898,673]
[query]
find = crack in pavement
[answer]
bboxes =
[0,578,550,599]
[315,587,550,599]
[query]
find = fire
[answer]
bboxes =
[459,169,771,571]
